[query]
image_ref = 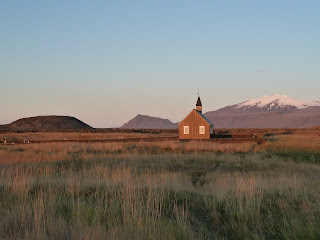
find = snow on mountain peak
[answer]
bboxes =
[236,94,320,110]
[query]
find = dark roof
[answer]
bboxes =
[196,97,202,106]
[195,110,214,126]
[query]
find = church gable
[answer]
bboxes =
[179,96,213,140]
[180,110,210,127]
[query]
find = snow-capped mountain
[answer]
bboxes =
[215,94,320,113]
[204,95,320,128]
[237,94,320,110]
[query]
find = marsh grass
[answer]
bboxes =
[1,133,320,239]
[267,135,320,151]
[1,152,320,239]
[0,131,175,142]
[0,141,259,164]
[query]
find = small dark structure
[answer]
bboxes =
[179,96,214,140]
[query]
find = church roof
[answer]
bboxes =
[179,109,213,126]
[195,110,213,126]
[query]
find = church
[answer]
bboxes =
[179,96,214,140]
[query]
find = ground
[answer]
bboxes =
[0,128,320,239]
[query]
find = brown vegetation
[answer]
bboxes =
[0,129,320,239]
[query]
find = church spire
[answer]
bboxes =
[196,96,202,113]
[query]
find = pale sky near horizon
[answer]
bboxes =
[1,1,320,127]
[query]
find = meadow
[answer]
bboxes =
[0,130,320,239]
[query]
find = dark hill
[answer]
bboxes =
[121,114,178,129]
[1,116,92,131]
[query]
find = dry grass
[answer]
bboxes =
[1,131,320,239]
[1,132,319,165]
[0,141,259,164]
[1,154,320,239]
[266,135,320,151]
[0,131,175,142]
[2,126,319,142]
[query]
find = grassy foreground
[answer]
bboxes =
[1,137,320,239]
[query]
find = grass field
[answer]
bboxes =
[1,130,320,239]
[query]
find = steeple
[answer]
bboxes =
[196,96,202,113]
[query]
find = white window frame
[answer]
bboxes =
[184,126,189,134]
[199,126,205,134]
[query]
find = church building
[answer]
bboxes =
[179,96,214,140]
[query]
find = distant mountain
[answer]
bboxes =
[215,94,320,113]
[205,95,320,128]
[121,114,177,129]
[122,95,320,129]
[0,116,93,131]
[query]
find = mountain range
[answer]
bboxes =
[121,95,320,129]
[2,95,319,130]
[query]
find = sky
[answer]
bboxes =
[1,1,320,127]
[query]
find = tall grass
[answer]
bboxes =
[1,152,320,239]
[267,135,320,151]
[1,133,320,239]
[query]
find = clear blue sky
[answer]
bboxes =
[1,1,319,127]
